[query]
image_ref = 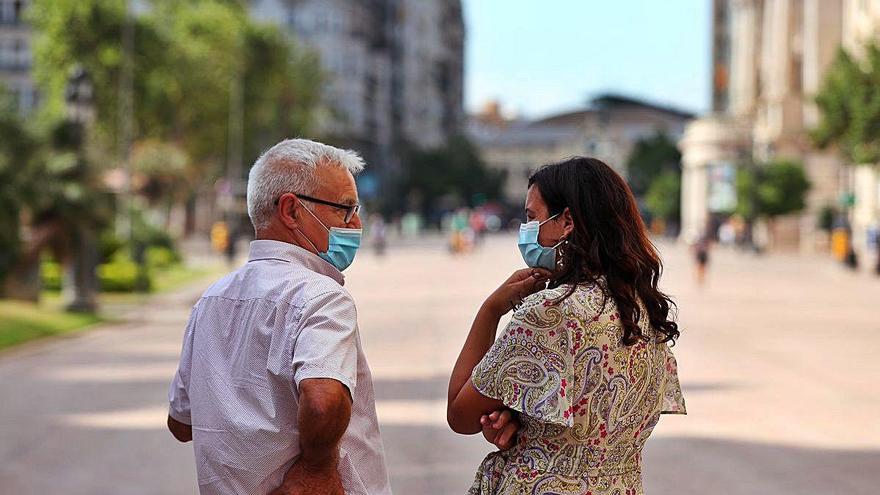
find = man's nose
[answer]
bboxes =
[349,213,363,229]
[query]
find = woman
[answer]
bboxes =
[447,157,686,495]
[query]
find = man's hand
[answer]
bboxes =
[167,415,192,443]
[480,408,520,450]
[268,460,344,495]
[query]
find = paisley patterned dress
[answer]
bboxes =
[469,280,686,495]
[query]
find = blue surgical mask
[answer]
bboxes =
[299,201,362,272]
[518,213,563,270]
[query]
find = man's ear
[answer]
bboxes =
[277,193,300,230]
[561,207,574,238]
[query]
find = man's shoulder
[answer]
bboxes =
[298,277,354,309]
[200,262,352,310]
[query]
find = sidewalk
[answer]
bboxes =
[0,236,876,494]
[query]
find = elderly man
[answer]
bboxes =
[167,139,388,494]
[167,138,519,494]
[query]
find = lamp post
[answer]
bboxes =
[63,66,99,313]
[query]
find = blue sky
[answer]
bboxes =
[462,0,712,118]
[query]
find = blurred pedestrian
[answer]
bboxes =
[447,157,686,495]
[693,235,711,285]
[223,220,240,267]
[449,208,473,254]
[469,209,487,246]
[368,213,387,256]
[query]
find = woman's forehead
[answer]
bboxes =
[525,186,546,210]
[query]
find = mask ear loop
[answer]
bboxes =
[298,199,331,233]
[548,210,569,269]
[541,211,567,249]
[295,199,328,254]
[538,212,560,227]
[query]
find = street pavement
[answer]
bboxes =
[0,235,877,494]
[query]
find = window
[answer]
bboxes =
[19,83,32,109]
[12,39,21,67]
[0,40,8,68]
[13,0,23,23]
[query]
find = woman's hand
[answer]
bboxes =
[481,409,520,450]
[483,268,552,318]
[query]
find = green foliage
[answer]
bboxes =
[41,260,62,291]
[812,43,880,164]
[240,22,323,162]
[397,136,506,216]
[0,88,42,280]
[625,132,682,197]
[817,204,838,232]
[9,0,322,292]
[644,171,681,222]
[145,246,180,269]
[130,140,189,203]
[29,0,323,189]
[43,212,179,293]
[98,257,150,292]
[42,255,151,292]
[0,300,102,351]
[130,208,176,251]
[27,0,129,142]
[1,86,112,284]
[736,160,812,220]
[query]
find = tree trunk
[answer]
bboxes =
[64,226,99,313]
[1,221,63,302]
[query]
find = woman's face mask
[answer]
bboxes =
[518,213,564,269]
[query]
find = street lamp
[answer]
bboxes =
[63,65,99,313]
[65,66,95,126]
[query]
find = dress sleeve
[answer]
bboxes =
[470,290,576,427]
[660,346,687,415]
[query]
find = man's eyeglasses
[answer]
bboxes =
[275,193,361,223]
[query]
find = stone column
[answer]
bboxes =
[729,0,763,119]
[679,116,751,243]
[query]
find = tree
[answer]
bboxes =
[240,22,322,162]
[396,137,506,223]
[0,88,43,293]
[736,160,811,247]
[0,88,112,302]
[812,44,880,164]
[812,41,880,273]
[625,132,682,198]
[29,0,323,231]
[644,171,681,228]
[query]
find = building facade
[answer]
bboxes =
[250,0,465,191]
[841,0,880,262]
[681,0,880,258]
[0,0,36,113]
[469,95,694,203]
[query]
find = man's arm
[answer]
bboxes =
[167,415,192,443]
[269,378,352,495]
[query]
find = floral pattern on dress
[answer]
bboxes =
[469,281,686,495]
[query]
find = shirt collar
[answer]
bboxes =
[247,240,345,286]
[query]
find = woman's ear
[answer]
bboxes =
[561,207,574,238]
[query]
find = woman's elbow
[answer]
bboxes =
[446,402,481,435]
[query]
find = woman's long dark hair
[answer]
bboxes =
[528,157,679,345]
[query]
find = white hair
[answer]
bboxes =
[246,138,365,231]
